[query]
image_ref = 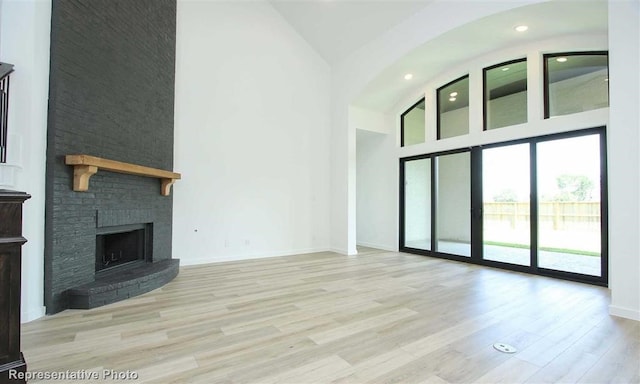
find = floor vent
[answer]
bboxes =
[493,342,517,353]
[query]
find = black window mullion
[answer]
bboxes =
[431,156,437,253]
[398,159,406,250]
[599,131,609,284]
[471,147,483,261]
[530,142,539,271]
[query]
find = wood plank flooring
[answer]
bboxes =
[21,249,640,383]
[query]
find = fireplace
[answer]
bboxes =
[44,0,178,313]
[65,219,177,310]
[96,224,152,273]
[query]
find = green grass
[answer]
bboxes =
[483,241,600,257]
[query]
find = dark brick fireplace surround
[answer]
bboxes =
[44,0,179,314]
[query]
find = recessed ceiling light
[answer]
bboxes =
[449,97,456,102]
[515,25,528,32]
[449,92,458,97]
[404,73,413,80]
[556,57,568,63]
[502,67,510,71]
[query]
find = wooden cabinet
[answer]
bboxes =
[0,190,29,384]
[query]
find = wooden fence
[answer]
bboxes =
[483,201,601,230]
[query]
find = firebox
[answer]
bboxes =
[95,223,152,273]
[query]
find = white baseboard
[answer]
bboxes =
[179,247,332,267]
[609,305,640,321]
[356,241,397,252]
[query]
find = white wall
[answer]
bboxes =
[0,0,51,322]
[356,127,397,251]
[607,0,640,321]
[352,107,398,251]
[349,106,389,134]
[173,0,331,264]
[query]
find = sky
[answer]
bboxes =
[482,134,601,202]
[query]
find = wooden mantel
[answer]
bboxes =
[65,155,181,196]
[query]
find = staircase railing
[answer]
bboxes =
[0,62,14,164]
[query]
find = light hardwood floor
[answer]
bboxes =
[22,249,640,383]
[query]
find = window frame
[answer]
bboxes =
[543,51,609,119]
[436,74,469,140]
[483,58,528,131]
[400,97,426,147]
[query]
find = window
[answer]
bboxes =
[536,134,604,276]
[437,76,469,139]
[435,151,471,257]
[482,143,530,265]
[544,52,609,118]
[400,128,608,286]
[484,59,527,130]
[402,158,431,250]
[401,98,425,147]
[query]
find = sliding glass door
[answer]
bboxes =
[400,128,607,285]
[403,158,431,251]
[536,134,603,276]
[482,144,531,266]
[435,152,471,257]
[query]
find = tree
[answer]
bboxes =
[493,189,518,202]
[554,174,594,201]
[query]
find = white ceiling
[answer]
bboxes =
[355,0,609,111]
[269,0,608,112]
[269,0,434,65]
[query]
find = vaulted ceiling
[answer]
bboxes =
[269,0,434,65]
[269,0,609,112]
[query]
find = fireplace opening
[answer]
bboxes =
[96,223,152,274]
